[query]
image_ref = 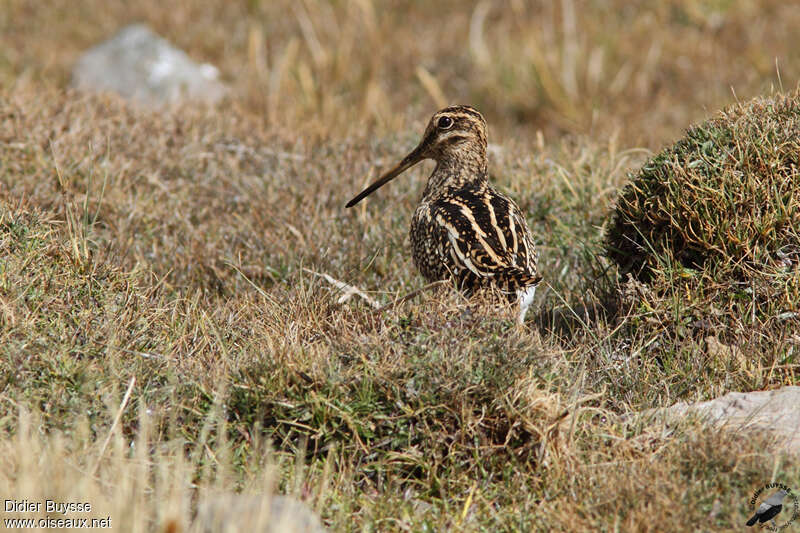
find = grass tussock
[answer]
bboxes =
[604,91,800,379]
[606,90,800,284]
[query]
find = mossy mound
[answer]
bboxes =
[605,90,800,327]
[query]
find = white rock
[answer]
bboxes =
[647,386,800,456]
[72,24,228,106]
[194,494,327,533]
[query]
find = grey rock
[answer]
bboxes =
[72,24,227,106]
[646,386,800,456]
[194,494,327,533]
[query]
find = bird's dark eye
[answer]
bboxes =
[437,116,454,129]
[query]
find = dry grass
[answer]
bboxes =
[1,1,799,531]
[0,406,317,532]
[4,0,800,146]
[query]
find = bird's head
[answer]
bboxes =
[417,105,488,160]
[346,105,487,208]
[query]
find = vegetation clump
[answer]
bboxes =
[605,90,800,327]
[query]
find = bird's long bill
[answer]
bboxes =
[345,145,425,208]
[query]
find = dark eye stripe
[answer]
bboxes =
[441,135,469,145]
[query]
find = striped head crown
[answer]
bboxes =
[417,105,488,159]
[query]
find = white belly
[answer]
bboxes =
[516,286,536,324]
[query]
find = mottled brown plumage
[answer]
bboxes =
[346,105,541,322]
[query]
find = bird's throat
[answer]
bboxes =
[423,152,488,199]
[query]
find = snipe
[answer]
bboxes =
[346,105,542,323]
